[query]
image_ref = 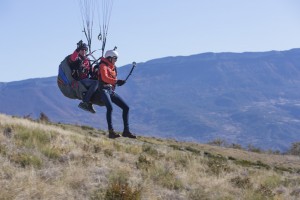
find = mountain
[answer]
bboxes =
[1,48,300,151]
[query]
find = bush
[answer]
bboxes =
[287,142,300,156]
[247,144,262,153]
[39,112,50,123]
[206,157,231,176]
[142,144,159,157]
[105,182,142,200]
[104,170,142,200]
[256,184,274,198]
[208,138,227,147]
[230,176,252,189]
[136,154,152,171]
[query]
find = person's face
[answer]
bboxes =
[79,49,87,56]
[111,56,118,64]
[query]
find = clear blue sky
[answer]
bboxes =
[1,0,300,82]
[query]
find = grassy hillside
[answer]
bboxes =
[0,114,300,200]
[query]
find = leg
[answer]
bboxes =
[78,79,98,113]
[111,93,136,139]
[111,92,129,131]
[80,79,99,103]
[100,89,114,130]
[100,89,121,139]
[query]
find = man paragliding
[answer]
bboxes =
[94,49,137,139]
[69,40,98,113]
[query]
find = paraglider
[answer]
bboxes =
[57,0,137,139]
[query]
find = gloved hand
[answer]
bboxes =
[76,40,83,52]
[116,79,126,86]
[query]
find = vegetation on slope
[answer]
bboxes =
[0,113,300,200]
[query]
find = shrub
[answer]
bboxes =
[3,126,13,138]
[104,149,113,157]
[229,143,243,149]
[234,159,270,170]
[104,182,142,200]
[256,184,274,198]
[287,142,300,156]
[206,157,231,176]
[230,176,253,189]
[39,112,50,123]
[185,146,201,154]
[136,154,152,171]
[142,144,159,157]
[247,144,262,153]
[208,138,227,147]
[169,144,183,151]
[104,170,142,200]
[80,125,94,130]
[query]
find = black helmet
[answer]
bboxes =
[81,43,88,51]
[77,40,88,51]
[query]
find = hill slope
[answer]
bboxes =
[1,49,300,151]
[0,114,300,199]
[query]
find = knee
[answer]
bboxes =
[123,105,129,112]
[106,105,113,113]
[92,81,99,89]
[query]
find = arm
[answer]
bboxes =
[69,50,80,62]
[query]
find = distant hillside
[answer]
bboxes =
[1,49,300,151]
[0,114,300,199]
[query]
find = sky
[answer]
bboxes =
[1,0,300,82]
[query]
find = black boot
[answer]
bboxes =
[78,102,96,114]
[88,103,96,113]
[122,130,137,139]
[108,129,121,139]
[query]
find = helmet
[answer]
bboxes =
[81,43,88,51]
[105,50,119,58]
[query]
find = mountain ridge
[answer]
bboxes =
[1,48,300,151]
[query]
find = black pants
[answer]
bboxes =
[100,88,129,131]
[81,78,99,103]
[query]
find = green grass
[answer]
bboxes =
[10,153,42,168]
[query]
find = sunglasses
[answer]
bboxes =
[112,56,118,60]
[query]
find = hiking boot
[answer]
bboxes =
[78,102,96,114]
[88,103,96,113]
[122,130,137,139]
[108,129,121,139]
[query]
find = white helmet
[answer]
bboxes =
[105,50,119,58]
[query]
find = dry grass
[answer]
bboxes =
[1,113,300,200]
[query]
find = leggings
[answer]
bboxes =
[100,88,129,131]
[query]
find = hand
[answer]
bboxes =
[116,79,126,86]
